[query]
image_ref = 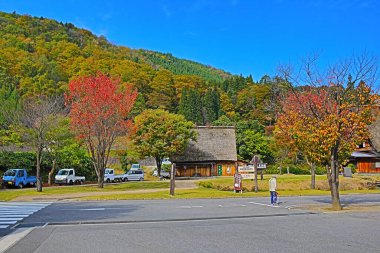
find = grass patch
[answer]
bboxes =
[1,174,379,202]
[80,187,380,201]
[0,181,169,201]
[198,174,379,192]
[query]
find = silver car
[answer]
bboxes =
[124,169,144,181]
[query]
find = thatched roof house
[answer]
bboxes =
[351,118,380,173]
[369,117,380,152]
[172,126,237,177]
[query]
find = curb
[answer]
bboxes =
[0,228,34,253]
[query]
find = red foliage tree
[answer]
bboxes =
[65,72,137,188]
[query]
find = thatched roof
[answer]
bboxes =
[369,117,380,152]
[172,126,237,163]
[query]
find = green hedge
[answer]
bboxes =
[265,164,326,175]
[0,151,96,181]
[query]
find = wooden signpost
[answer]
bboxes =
[251,155,260,192]
[170,163,176,196]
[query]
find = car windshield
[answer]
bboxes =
[57,170,69,175]
[4,169,16,176]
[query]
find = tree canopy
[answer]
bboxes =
[132,109,196,176]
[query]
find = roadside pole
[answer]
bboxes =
[252,155,259,193]
[170,163,176,196]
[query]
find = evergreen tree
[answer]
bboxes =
[178,88,202,125]
[203,89,220,125]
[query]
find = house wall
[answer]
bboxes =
[218,161,237,176]
[175,161,237,177]
[357,158,380,173]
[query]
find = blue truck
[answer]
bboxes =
[2,169,37,189]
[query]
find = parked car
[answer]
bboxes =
[124,169,144,181]
[130,164,141,170]
[2,169,36,189]
[162,158,171,165]
[152,169,170,179]
[104,168,125,183]
[55,168,85,185]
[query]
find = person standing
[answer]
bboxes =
[269,175,277,205]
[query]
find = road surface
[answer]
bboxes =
[1,194,379,253]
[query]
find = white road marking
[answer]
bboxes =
[177,206,204,209]
[0,202,52,229]
[78,208,105,211]
[248,202,281,208]
[0,218,24,221]
[0,221,17,224]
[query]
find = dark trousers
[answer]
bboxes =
[270,191,277,204]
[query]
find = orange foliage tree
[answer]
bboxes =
[65,72,137,188]
[276,55,377,210]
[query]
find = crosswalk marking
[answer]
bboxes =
[0,202,52,229]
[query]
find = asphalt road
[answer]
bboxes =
[2,194,380,253]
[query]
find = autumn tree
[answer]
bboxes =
[132,109,196,177]
[277,54,378,210]
[16,95,65,192]
[66,72,137,188]
[147,69,176,111]
[275,91,326,187]
[45,116,74,185]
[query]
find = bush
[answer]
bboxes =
[199,181,213,188]
[265,164,326,175]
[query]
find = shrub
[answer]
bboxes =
[199,181,213,188]
[266,164,326,175]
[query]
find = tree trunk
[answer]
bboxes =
[329,148,342,210]
[48,159,56,186]
[36,149,43,192]
[279,166,282,175]
[310,163,316,190]
[260,170,264,180]
[97,166,105,188]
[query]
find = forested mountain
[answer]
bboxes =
[0,11,289,164]
[0,11,229,95]
[138,50,230,83]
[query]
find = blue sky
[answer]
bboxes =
[0,0,379,80]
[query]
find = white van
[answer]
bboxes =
[124,169,144,181]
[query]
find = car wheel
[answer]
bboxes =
[106,178,110,183]
[70,180,74,185]
[18,183,24,189]
[139,178,144,181]
[125,178,129,182]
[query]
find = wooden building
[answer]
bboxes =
[350,118,380,173]
[172,126,237,177]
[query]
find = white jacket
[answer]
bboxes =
[269,178,277,192]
